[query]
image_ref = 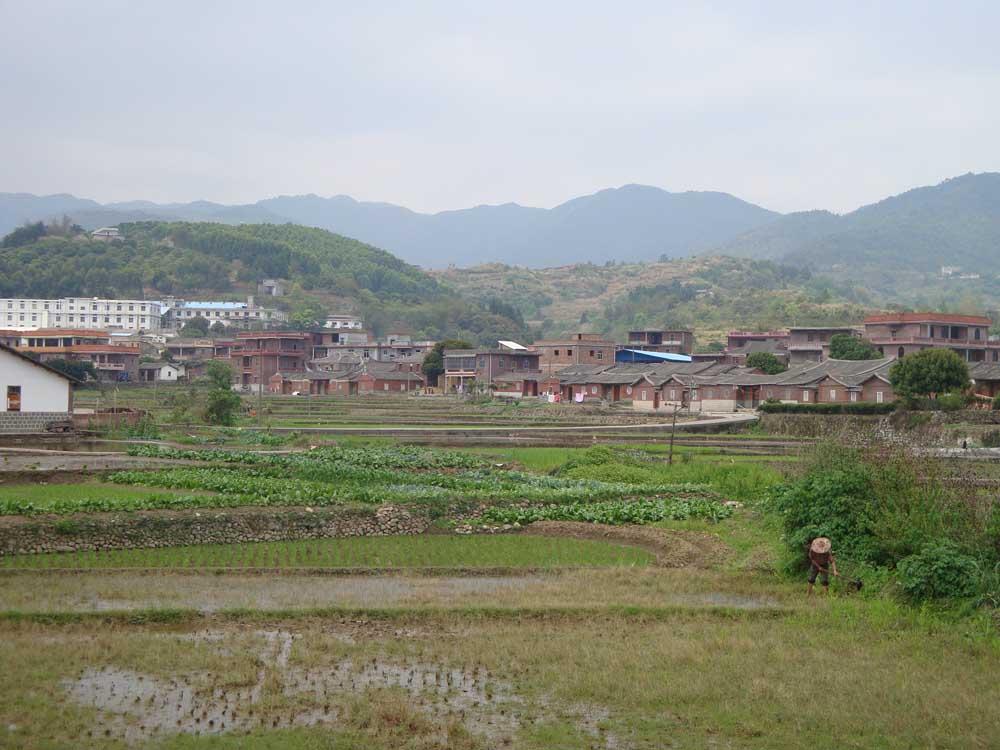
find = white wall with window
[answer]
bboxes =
[0,348,72,412]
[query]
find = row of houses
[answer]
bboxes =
[552,358,898,411]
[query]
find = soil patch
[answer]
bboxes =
[63,628,622,747]
[522,521,731,568]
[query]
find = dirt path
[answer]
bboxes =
[522,521,731,568]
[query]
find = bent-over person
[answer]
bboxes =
[807,537,838,595]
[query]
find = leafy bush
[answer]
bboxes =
[992,393,1000,411]
[934,391,969,412]
[897,541,978,601]
[981,430,1000,448]
[758,401,896,414]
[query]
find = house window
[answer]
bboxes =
[669,389,676,400]
[803,390,810,402]
[554,350,560,356]
[6,385,21,412]
[591,385,598,394]
[567,348,573,356]
[785,389,792,400]
[829,388,837,401]
[384,383,389,391]
[876,391,884,403]
[597,351,604,360]
[626,386,632,395]
[850,391,858,402]
[589,350,595,357]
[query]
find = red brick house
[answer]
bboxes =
[786,327,858,364]
[231,332,311,390]
[626,329,695,354]
[864,312,1000,362]
[534,333,616,378]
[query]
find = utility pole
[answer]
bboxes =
[668,404,679,465]
[257,341,264,428]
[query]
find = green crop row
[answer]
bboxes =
[482,497,734,525]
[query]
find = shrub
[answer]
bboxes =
[992,393,1000,411]
[934,391,968,412]
[981,430,1000,448]
[897,541,978,601]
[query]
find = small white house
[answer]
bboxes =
[91,226,122,241]
[139,362,184,382]
[0,345,75,431]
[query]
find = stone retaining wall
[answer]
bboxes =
[0,412,70,434]
[0,505,429,556]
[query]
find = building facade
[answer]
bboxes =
[0,344,75,432]
[864,313,1000,362]
[0,297,163,332]
[230,332,311,390]
[626,329,695,354]
[534,333,616,378]
[786,327,858,364]
[163,297,287,330]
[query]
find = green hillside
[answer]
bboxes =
[0,222,528,343]
[432,256,875,346]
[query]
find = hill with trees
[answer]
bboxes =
[0,221,528,344]
[431,256,874,346]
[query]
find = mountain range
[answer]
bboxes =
[2,172,999,272]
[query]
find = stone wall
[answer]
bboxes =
[0,505,429,556]
[0,411,70,434]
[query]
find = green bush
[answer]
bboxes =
[934,391,969,412]
[758,401,896,415]
[897,541,978,601]
[992,393,1000,411]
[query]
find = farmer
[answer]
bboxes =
[807,537,838,595]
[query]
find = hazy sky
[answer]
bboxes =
[2,1,998,214]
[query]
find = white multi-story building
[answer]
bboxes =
[0,297,163,332]
[162,297,288,330]
[323,314,364,330]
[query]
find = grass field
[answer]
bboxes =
[0,534,653,571]
[1,431,996,748]
[0,604,997,749]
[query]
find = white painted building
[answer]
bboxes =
[91,227,122,241]
[162,297,287,329]
[0,297,163,332]
[0,345,74,413]
[323,314,364,330]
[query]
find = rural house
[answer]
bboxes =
[0,344,75,432]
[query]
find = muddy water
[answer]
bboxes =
[64,629,621,747]
[2,575,542,613]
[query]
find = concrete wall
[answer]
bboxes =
[0,350,71,412]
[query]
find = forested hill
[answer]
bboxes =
[716,173,1000,271]
[0,222,528,343]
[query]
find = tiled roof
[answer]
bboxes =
[969,362,1000,381]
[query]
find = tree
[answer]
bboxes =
[829,333,882,360]
[203,361,241,424]
[2,221,46,248]
[889,348,970,400]
[209,321,228,336]
[45,358,96,382]
[422,339,472,387]
[179,315,210,337]
[205,360,234,390]
[746,352,786,375]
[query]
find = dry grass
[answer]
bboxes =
[0,606,997,749]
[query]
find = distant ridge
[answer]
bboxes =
[3,172,999,272]
[0,185,780,268]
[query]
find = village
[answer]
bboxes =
[3,284,1000,430]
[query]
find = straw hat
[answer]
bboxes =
[810,537,832,554]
